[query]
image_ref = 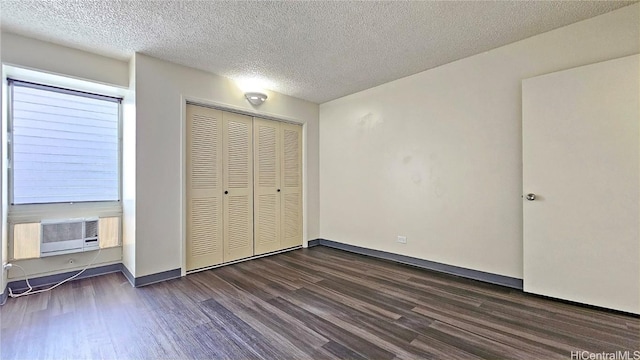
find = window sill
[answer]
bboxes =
[8,201,122,224]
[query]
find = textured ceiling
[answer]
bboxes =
[0,1,635,103]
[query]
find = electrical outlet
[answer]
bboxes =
[397,236,407,244]
[3,263,12,270]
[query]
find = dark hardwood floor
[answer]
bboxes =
[1,246,638,359]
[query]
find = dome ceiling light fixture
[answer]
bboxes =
[245,92,268,106]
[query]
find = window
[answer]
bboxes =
[8,79,121,205]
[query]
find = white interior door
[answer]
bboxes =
[522,55,639,314]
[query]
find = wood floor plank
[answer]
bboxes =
[428,320,533,360]
[482,301,639,345]
[293,287,419,343]
[268,296,397,360]
[322,340,369,360]
[199,297,291,360]
[411,334,484,360]
[415,306,567,358]
[299,278,404,320]
[412,304,592,353]
[197,273,332,351]
[181,321,260,360]
[1,247,638,360]
[202,292,327,358]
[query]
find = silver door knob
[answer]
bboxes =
[526,193,536,201]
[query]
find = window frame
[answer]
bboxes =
[7,78,123,218]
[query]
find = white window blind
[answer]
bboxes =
[9,80,121,205]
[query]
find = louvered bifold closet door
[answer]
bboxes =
[186,104,223,271]
[223,112,254,262]
[281,123,303,249]
[253,119,281,255]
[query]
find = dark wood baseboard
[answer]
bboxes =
[133,268,181,287]
[6,263,123,292]
[121,264,181,288]
[121,263,135,286]
[5,263,182,294]
[314,238,523,289]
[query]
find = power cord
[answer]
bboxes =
[7,248,102,299]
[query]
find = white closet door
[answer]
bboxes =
[281,122,303,249]
[254,118,282,255]
[223,111,254,262]
[522,55,639,314]
[186,104,223,271]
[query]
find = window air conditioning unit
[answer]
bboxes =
[40,218,99,257]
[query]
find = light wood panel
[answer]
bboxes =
[186,104,224,270]
[223,111,254,262]
[11,223,40,260]
[254,118,282,255]
[280,122,303,249]
[98,217,120,248]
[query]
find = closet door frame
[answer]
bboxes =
[182,99,305,274]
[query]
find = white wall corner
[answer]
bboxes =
[122,54,137,277]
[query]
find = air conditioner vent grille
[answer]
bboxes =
[42,222,83,243]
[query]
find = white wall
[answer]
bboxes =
[0,32,130,281]
[122,55,137,276]
[0,33,128,88]
[134,54,319,277]
[319,4,640,278]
